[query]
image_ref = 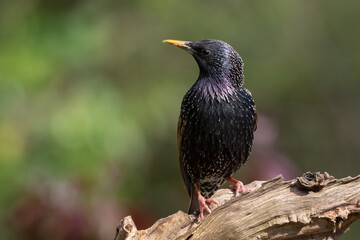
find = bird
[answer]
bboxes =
[163,39,257,218]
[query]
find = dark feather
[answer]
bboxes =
[167,39,257,214]
[177,117,192,197]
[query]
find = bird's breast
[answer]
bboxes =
[180,85,256,182]
[181,86,255,148]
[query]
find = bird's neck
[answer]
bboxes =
[223,56,244,85]
[194,75,237,101]
[199,61,244,87]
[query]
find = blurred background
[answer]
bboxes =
[0,0,359,239]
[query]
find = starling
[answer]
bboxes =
[163,39,257,218]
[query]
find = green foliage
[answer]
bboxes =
[0,0,359,239]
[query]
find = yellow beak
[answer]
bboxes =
[163,39,190,50]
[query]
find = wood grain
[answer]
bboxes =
[114,172,360,240]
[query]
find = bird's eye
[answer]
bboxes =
[201,49,210,56]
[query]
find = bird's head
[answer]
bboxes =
[163,39,244,84]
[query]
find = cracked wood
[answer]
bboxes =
[114,172,360,240]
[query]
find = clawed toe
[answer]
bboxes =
[225,177,250,197]
[198,195,218,218]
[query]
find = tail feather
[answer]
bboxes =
[188,185,200,214]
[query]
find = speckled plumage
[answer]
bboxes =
[165,39,257,216]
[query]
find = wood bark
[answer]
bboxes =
[114,172,360,240]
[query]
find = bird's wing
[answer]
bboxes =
[243,88,258,132]
[253,109,258,132]
[177,117,192,197]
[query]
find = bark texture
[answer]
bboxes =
[114,172,360,240]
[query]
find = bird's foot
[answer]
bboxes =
[225,177,251,197]
[198,195,218,219]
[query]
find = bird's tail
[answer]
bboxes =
[188,185,200,214]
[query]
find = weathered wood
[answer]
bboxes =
[114,172,360,240]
